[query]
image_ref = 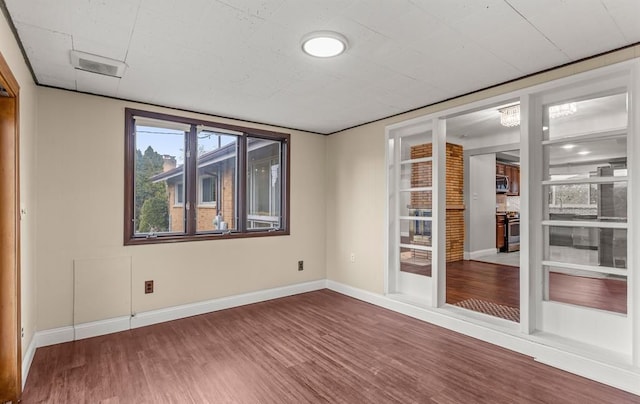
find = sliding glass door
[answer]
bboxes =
[387,123,436,303]
[535,73,632,354]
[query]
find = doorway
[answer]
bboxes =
[444,101,522,322]
[0,51,22,402]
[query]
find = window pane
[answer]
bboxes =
[400,191,432,217]
[175,183,184,204]
[196,131,237,233]
[545,266,627,314]
[544,136,627,182]
[399,247,431,277]
[400,131,432,161]
[247,138,281,230]
[400,160,432,189]
[546,226,627,269]
[546,181,627,220]
[544,92,627,141]
[134,124,185,234]
[400,218,432,248]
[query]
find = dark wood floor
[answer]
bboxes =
[401,260,627,315]
[446,260,520,308]
[22,290,639,403]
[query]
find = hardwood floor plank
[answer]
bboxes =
[22,290,639,403]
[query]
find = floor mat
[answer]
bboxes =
[453,298,520,322]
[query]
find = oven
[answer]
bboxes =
[506,216,520,252]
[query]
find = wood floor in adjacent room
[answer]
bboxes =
[22,290,639,403]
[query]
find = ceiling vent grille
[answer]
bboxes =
[70,50,126,78]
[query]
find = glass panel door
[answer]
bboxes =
[388,125,434,302]
[536,76,632,355]
[541,91,628,314]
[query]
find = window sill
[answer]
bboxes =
[124,228,290,245]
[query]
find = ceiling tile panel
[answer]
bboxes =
[508,0,627,59]
[470,18,570,72]
[601,0,640,43]
[5,0,73,33]
[5,0,639,134]
[76,69,120,97]
[14,22,74,82]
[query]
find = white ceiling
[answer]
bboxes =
[4,0,640,134]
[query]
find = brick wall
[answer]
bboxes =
[220,160,235,229]
[166,160,235,232]
[168,184,185,232]
[409,142,465,263]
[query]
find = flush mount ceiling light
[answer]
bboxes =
[301,31,348,58]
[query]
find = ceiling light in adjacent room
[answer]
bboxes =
[562,144,576,149]
[549,102,577,119]
[498,104,520,127]
[301,31,348,58]
[578,150,591,155]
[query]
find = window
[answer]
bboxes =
[247,138,282,229]
[124,108,290,244]
[199,176,217,205]
[175,183,184,205]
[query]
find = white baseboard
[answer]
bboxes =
[468,248,498,260]
[34,326,74,347]
[74,316,131,340]
[131,279,327,329]
[25,278,640,397]
[325,280,640,396]
[22,336,36,389]
[25,279,327,390]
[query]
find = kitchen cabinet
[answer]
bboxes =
[507,165,519,196]
[496,214,506,251]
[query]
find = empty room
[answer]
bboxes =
[1,1,640,402]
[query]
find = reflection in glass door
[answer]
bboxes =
[541,91,628,313]
[537,79,631,353]
[387,127,434,302]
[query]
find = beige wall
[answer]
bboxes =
[326,45,640,294]
[0,14,38,356]
[36,88,326,330]
[8,7,640,336]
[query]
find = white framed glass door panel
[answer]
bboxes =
[387,123,435,302]
[536,71,631,355]
[541,300,631,357]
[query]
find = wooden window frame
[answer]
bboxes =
[124,108,290,245]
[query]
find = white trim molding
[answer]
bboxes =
[21,336,37,389]
[74,316,131,341]
[34,326,74,347]
[32,279,327,347]
[130,279,327,329]
[468,248,499,260]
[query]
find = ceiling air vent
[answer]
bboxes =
[70,50,126,78]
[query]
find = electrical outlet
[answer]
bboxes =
[350,253,356,263]
[145,280,154,294]
[21,327,24,338]
[298,260,304,271]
